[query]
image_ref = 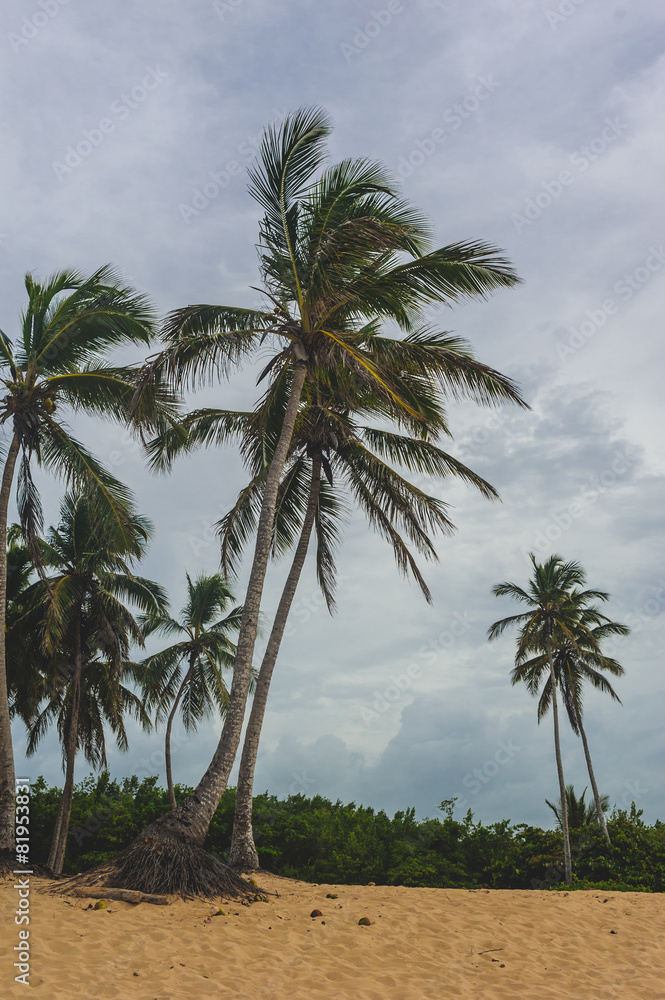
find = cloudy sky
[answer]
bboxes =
[2,0,664,829]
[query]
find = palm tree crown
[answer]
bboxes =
[0,265,170,547]
[139,573,243,808]
[546,785,611,830]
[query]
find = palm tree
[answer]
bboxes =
[154,354,524,868]
[546,784,611,831]
[6,525,50,726]
[0,265,171,856]
[29,656,152,874]
[513,607,628,846]
[487,554,613,885]
[132,106,523,883]
[138,573,242,809]
[22,491,166,873]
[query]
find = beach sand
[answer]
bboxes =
[2,873,664,999]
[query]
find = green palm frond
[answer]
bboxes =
[28,265,156,372]
[248,106,332,312]
[314,475,347,611]
[145,407,252,473]
[339,440,455,552]
[151,306,271,390]
[341,462,433,602]
[38,420,142,552]
[44,368,150,423]
[361,427,499,500]
[217,477,265,579]
[136,572,242,741]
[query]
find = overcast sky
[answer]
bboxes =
[2,0,664,829]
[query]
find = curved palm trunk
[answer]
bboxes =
[165,657,196,810]
[572,702,611,846]
[228,456,322,869]
[48,616,83,874]
[149,359,309,846]
[547,636,572,884]
[0,434,20,855]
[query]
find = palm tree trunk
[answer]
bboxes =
[149,359,309,846]
[572,702,611,846]
[0,433,20,855]
[165,658,195,810]
[547,636,572,884]
[228,455,322,869]
[48,615,83,874]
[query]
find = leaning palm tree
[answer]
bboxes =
[153,352,524,868]
[138,573,242,809]
[487,554,612,885]
[123,107,523,892]
[513,608,628,846]
[23,491,166,873]
[0,265,172,856]
[228,407,507,866]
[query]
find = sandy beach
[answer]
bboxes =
[2,873,664,999]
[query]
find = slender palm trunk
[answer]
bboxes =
[0,434,20,855]
[228,456,322,869]
[572,702,611,845]
[165,657,195,810]
[149,359,309,846]
[48,615,82,874]
[547,636,572,884]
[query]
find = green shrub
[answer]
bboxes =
[28,775,664,890]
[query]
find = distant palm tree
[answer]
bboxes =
[24,491,166,873]
[546,785,611,831]
[135,104,523,871]
[488,554,613,884]
[0,265,170,856]
[138,573,242,809]
[512,605,627,846]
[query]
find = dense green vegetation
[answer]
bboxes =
[28,773,664,891]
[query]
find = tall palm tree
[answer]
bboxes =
[23,491,166,873]
[135,106,523,875]
[153,353,524,868]
[0,265,171,856]
[513,608,628,846]
[488,554,612,884]
[138,573,242,809]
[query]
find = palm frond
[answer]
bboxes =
[248,106,332,312]
[145,408,251,473]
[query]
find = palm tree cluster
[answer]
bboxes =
[489,554,628,884]
[0,106,624,896]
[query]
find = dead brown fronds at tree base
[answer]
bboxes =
[47,832,264,901]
